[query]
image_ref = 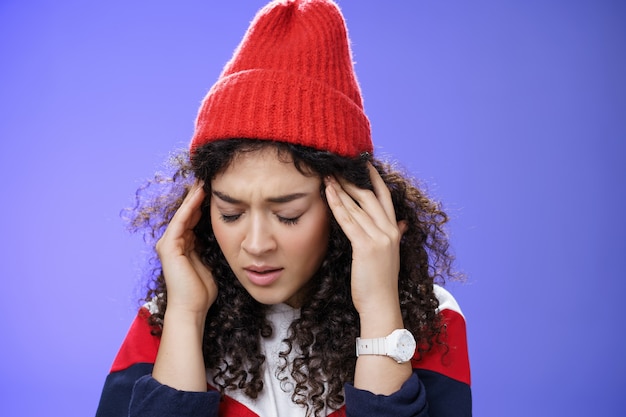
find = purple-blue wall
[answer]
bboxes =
[1,1,624,415]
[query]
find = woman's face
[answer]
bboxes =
[210,147,331,308]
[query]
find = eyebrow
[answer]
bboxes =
[212,190,309,204]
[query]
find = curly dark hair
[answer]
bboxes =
[125,138,458,416]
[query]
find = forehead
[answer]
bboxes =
[211,146,319,192]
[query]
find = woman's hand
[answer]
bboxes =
[324,163,407,319]
[324,163,411,395]
[152,181,216,392]
[156,181,217,316]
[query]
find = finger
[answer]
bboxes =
[366,163,397,224]
[334,164,397,225]
[158,183,206,257]
[189,250,215,287]
[171,182,206,230]
[325,178,389,244]
[330,175,395,235]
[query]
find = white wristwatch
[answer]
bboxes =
[356,329,416,363]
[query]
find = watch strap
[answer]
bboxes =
[356,336,386,356]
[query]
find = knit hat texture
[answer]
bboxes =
[189,0,372,158]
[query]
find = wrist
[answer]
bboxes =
[154,307,208,392]
[163,306,207,330]
[356,329,416,364]
[358,305,404,338]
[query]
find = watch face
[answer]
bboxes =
[391,330,416,363]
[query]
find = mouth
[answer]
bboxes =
[244,266,284,286]
[246,265,281,273]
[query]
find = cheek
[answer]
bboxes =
[291,212,331,263]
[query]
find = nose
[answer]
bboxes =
[241,215,277,256]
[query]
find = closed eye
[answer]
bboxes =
[277,215,301,225]
[220,214,241,223]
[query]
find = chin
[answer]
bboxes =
[247,290,292,306]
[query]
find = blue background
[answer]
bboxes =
[1,0,624,415]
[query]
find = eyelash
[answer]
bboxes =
[219,214,301,225]
[277,215,300,225]
[220,214,241,223]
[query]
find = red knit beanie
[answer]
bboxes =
[189,0,373,158]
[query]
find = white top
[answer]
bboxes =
[206,303,338,416]
[204,284,460,416]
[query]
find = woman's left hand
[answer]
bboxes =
[324,163,408,322]
[325,163,412,395]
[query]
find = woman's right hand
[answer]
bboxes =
[155,181,217,317]
[152,181,217,392]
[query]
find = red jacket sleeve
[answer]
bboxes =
[109,307,161,372]
[411,285,472,416]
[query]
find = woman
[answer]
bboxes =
[96,1,471,416]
